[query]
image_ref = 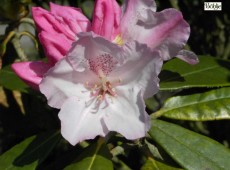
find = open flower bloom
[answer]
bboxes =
[40,32,162,145]
[12,0,198,89]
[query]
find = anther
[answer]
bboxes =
[85,81,89,87]
[97,95,103,101]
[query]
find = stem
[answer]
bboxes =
[2,31,16,47]
[19,31,38,49]
[19,18,35,27]
[11,33,28,61]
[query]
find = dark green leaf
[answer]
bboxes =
[153,87,230,121]
[0,65,28,92]
[160,56,230,90]
[149,120,230,170]
[81,0,94,18]
[0,131,61,170]
[64,138,113,170]
[141,157,183,170]
[0,0,30,21]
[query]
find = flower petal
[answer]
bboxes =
[176,50,199,65]
[32,4,86,41]
[122,0,156,17]
[67,32,120,74]
[32,7,55,33]
[50,2,91,32]
[39,58,99,109]
[58,97,109,146]
[39,31,72,64]
[121,0,156,41]
[110,41,163,99]
[102,87,150,139]
[122,8,190,61]
[92,0,122,40]
[11,61,51,89]
[67,35,162,100]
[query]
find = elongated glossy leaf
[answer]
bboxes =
[0,131,61,170]
[149,120,230,170]
[153,87,230,121]
[141,157,183,170]
[64,138,113,170]
[160,56,230,90]
[0,65,28,92]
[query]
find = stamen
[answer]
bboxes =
[97,95,103,101]
[107,87,116,96]
[85,76,121,103]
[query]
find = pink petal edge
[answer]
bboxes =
[11,61,51,90]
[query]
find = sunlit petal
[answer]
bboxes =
[103,88,150,139]
[59,97,109,146]
[39,58,98,108]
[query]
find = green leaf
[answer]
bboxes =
[0,131,61,170]
[141,157,183,170]
[0,65,28,92]
[64,138,113,170]
[153,87,230,121]
[149,120,230,170]
[145,140,163,160]
[81,0,94,18]
[160,56,230,90]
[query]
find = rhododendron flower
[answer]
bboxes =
[40,32,162,145]
[12,0,197,89]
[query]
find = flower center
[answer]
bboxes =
[85,53,120,101]
[85,76,119,101]
[99,78,117,99]
[113,35,124,46]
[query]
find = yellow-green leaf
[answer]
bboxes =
[153,87,230,121]
[160,56,230,90]
[149,120,230,170]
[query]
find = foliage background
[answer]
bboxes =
[0,0,230,169]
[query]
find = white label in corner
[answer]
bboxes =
[204,2,222,11]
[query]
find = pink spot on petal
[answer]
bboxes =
[88,53,117,76]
